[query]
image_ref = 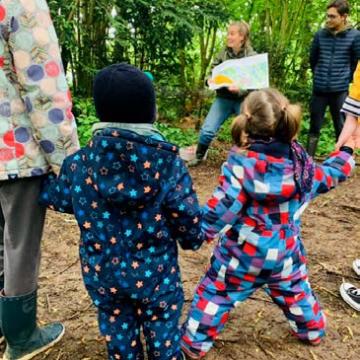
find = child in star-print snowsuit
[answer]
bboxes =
[40,64,203,360]
[181,88,356,359]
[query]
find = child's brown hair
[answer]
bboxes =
[231,88,302,147]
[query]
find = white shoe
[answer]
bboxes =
[340,283,360,311]
[352,259,360,276]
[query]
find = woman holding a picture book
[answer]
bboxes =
[188,21,256,166]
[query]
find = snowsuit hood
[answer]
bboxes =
[90,128,178,208]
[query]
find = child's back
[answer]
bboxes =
[41,64,203,360]
[47,128,202,294]
[181,88,355,359]
[205,139,351,258]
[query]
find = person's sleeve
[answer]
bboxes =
[8,0,79,174]
[202,161,248,242]
[39,157,74,214]
[342,61,360,117]
[350,33,360,76]
[310,32,320,73]
[310,150,355,200]
[163,160,203,250]
[342,96,360,118]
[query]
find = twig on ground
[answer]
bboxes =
[337,204,360,213]
[58,258,80,275]
[248,295,274,305]
[316,262,360,281]
[63,302,93,321]
[254,339,276,359]
[46,294,51,312]
[216,338,239,344]
[40,348,53,359]
[309,349,321,360]
[316,286,340,299]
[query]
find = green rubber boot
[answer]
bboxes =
[0,290,64,360]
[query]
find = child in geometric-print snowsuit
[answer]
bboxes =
[181,88,356,359]
[40,64,203,360]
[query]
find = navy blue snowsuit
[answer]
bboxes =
[40,128,203,360]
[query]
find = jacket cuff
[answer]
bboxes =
[339,146,354,155]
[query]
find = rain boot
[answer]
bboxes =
[306,134,319,157]
[0,290,64,360]
[187,143,209,167]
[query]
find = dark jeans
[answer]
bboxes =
[309,91,347,139]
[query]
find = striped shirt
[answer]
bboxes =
[342,96,360,118]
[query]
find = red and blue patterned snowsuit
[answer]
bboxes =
[181,142,354,358]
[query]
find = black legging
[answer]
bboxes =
[309,91,347,139]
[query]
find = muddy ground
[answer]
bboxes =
[4,149,360,360]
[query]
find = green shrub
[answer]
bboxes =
[72,96,199,148]
[73,98,99,146]
[155,123,198,147]
[300,112,336,156]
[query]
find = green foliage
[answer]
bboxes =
[299,112,336,156]
[73,98,99,146]
[155,123,198,147]
[48,0,360,157]
[216,118,233,143]
[71,97,199,148]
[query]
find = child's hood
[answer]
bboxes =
[88,128,179,207]
[227,141,299,204]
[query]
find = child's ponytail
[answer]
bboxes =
[231,88,302,147]
[231,113,249,147]
[276,103,302,142]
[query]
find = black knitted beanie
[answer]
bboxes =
[93,63,156,123]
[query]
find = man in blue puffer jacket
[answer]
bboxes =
[307,0,360,156]
[40,63,204,360]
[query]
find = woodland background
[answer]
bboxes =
[48,0,360,154]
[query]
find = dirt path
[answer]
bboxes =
[3,157,359,360]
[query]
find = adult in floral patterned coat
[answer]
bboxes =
[0,1,79,359]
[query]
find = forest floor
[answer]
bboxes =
[3,144,360,360]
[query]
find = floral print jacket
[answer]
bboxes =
[0,0,79,180]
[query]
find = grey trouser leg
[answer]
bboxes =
[0,177,46,296]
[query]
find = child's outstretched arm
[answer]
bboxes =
[202,161,248,242]
[310,141,355,200]
[164,162,203,250]
[39,157,74,214]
